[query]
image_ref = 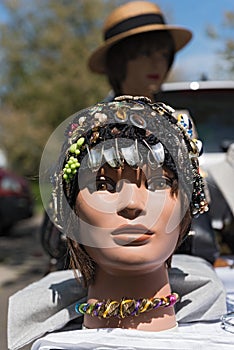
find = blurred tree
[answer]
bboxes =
[206,10,234,77]
[0,0,122,176]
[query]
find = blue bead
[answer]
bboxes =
[75,303,82,314]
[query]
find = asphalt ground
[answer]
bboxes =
[0,214,50,350]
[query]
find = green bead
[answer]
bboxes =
[70,144,77,153]
[75,149,80,155]
[77,137,85,147]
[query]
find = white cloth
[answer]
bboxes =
[215,265,234,312]
[32,323,234,350]
[7,255,228,350]
[31,264,234,350]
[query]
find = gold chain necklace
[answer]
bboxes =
[75,293,179,319]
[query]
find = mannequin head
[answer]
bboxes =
[51,96,208,286]
[106,31,175,98]
[88,1,192,99]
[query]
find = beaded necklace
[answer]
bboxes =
[75,293,179,319]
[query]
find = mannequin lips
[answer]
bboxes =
[111,225,154,246]
[147,74,159,81]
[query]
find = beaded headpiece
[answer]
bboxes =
[40,95,208,235]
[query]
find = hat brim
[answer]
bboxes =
[88,25,192,74]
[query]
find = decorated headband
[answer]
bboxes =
[53,95,208,222]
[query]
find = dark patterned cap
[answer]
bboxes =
[40,95,208,234]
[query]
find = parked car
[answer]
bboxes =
[0,167,34,233]
[0,148,8,168]
[156,80,234,168]
[157,80,234,254]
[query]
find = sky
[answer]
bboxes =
[155,0,233,81]
[0,0,233,81]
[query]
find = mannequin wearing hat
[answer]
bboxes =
[88,0,219,264]
[40,0,194,273]
[6,4,231,349]
[88,1,192,100]
[8,97,231,350]
[39,0,218,277]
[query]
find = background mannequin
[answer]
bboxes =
[87,1,219,264]
[88,1,192,100]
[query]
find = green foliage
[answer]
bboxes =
[206,10,234,77]
[0,0,122,176]
[222,12,234,72]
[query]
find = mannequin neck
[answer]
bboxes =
[84,263,177,331]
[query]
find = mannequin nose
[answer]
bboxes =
[117,183,146,220]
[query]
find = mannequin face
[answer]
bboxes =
[121,48,170,100]
[75,162,181,276]
[106,31,174,98]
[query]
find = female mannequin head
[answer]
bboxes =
[52,96,208,288]
[88,1,192,99]
[106,31,175,98]
[42,95,208,331]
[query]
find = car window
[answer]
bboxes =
[156,88,234,153]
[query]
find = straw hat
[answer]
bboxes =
[88,1,192,73]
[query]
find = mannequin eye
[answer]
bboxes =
[159,48,171,59]
[138,48,151,57]
[163,51,170,59]
[85,176,116,193]
[146,176,173,192]
[96,176,116,193]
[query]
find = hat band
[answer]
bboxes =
[104,13,165,40]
